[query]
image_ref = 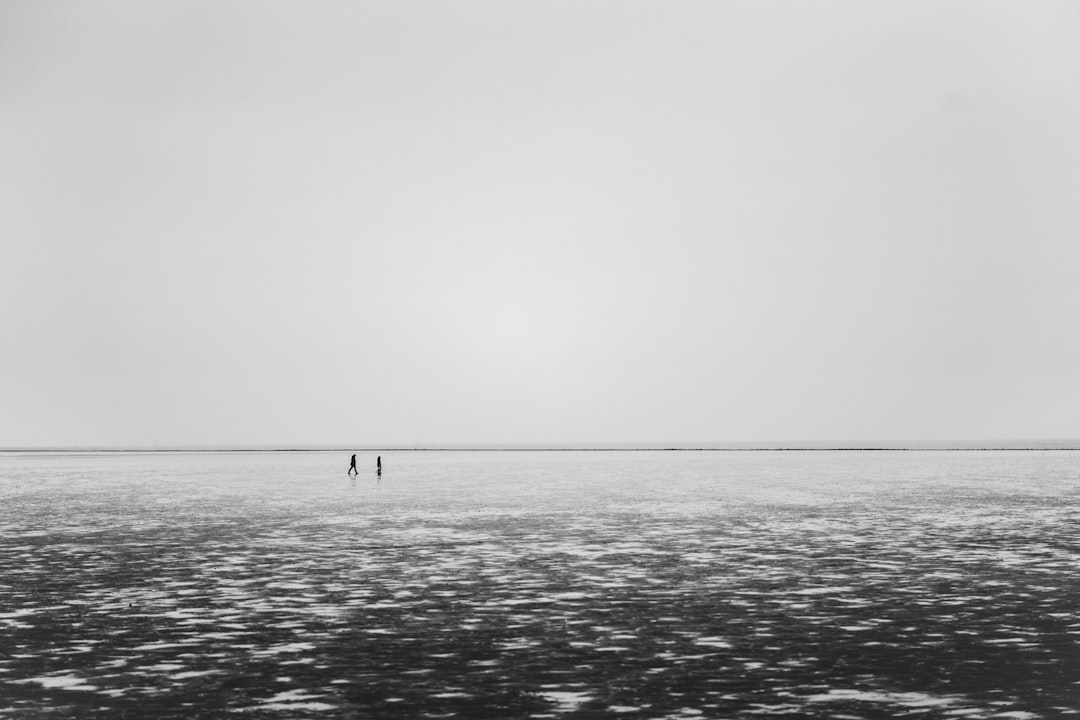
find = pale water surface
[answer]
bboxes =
[0,450,1078,718]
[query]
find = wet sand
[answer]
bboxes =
[1,451,1078,718]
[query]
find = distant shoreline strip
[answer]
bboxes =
[4,445,1080,454]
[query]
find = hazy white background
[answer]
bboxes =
[2,1,1079,447]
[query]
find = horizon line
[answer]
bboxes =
[4,439,1080,453]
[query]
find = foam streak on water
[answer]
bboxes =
[0,449,1079,718]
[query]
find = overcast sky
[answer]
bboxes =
[2,1,1079,447]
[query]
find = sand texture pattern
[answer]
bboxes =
[1,450,1078,719]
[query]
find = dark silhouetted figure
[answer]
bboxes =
[348,454,357,475]
[377,455,382,475]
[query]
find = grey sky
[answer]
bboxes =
[2,1,1079,447]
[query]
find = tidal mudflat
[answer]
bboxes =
[1,450,1078,718]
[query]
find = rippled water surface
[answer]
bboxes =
[1,449,1079,719]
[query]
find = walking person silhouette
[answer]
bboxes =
[348,454,357,475]
[377,455,382,475]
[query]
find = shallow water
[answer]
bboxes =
[1,450,1078,718]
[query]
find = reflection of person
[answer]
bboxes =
[348,454,357,475]
[377,455,382,474]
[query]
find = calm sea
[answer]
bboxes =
[1,450,1078,718]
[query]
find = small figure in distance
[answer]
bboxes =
[348,453,358,476]
[377,455,382,475]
